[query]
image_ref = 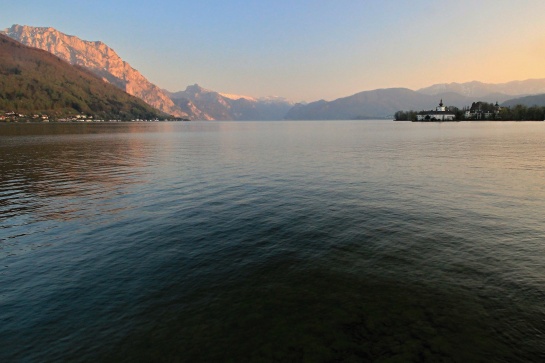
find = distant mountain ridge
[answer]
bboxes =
[167,84,294,121]
[286,79,545,120]
[284,88,482,120]
[418,79,545,98]
[502,94,545,108]
[3,24,188,118]
[0,33,166,119]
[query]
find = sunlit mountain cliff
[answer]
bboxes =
[0,33,167,120]
[3,24,188,118]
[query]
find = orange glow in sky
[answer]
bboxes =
[5,0,545,101]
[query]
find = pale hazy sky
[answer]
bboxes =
[4,0,545,101]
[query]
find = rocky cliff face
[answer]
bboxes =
[0,33,168,120]
[4,24,188,118]
[168,84,294,120]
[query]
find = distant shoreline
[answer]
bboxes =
[0,119,190,124]
[394,119,545,123]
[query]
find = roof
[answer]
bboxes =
[418,110,455,115]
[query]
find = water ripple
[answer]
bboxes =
[1,121,545,361]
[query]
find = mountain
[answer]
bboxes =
[502,94,545,108]
[0,33,167,120]
[418,79,545,98]
[285,79,545,120]
[168,84,294,120]
[167,85,228,120]
[3,24,292,121]
[3,24,188,118]
[6,24,544,121]
[285,88,454,120]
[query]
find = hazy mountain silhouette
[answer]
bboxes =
[502,94,545,107]
[286,80,545,120]
[418,79,545,98]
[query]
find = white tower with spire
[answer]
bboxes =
[436,99,446,112]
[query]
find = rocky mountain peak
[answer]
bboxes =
[184,84,213,96]
[4,24,188,118]
[168,84,295,121]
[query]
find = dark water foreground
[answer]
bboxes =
[1,121,544,362]
[108,264,537,362]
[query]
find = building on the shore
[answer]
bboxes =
[464,101,501,120]
[416,100,456,121]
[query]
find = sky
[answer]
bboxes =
[3,0,545,102]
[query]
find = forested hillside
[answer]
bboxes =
[0,34,167,120]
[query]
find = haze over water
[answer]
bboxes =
[1,121,545,361]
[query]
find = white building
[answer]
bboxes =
[416,100,456,121]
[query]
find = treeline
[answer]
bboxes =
[395,102,545,121]
[394,110,419,121]
[496,104,545,121]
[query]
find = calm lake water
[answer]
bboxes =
[1,120,545,362]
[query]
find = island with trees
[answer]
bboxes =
[395,101,545,122]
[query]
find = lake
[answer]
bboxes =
[1,120,544,362]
